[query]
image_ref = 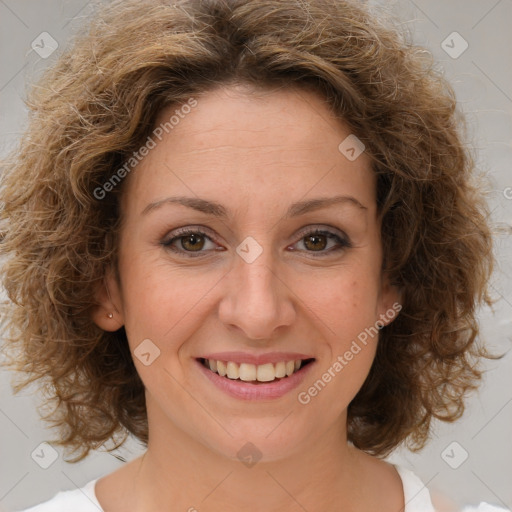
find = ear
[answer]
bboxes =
[376,271,403,328]
[90,268,125,331]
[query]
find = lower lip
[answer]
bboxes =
[195,359,315,400]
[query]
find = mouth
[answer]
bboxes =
[197,357,316,384]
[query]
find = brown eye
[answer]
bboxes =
[303,233,328,251]
[162,228,218,257]
[162,226,350,258]
[180,233,205,251]
[293,228,351,255]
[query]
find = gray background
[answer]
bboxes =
[0,0,511,510]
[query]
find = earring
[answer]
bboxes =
[107,312,114,319]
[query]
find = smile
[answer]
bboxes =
[195,354,316,400]
[200,357,315,383]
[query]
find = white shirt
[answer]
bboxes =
[15,465,509,512]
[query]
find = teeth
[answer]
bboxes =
[217,360,227,377]
[239,363,256,381]
[203,358,308,382]
[275,361,286,378]
[226,361,239,379]
[256,363,275,382]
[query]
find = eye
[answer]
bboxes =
[290,227,351,256]
[161,227,219,256]
[161,225,351,258]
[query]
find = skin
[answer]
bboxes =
[91,84,404,512]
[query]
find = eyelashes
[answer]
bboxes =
[161,225,352,258]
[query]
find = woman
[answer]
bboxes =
[0,0,505,510]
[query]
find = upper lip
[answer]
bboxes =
[198,351,315,366]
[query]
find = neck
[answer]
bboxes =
[129,405,368,512]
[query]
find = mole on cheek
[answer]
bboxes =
[350,281,359,310]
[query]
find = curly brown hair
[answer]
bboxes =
[0,0,494,463]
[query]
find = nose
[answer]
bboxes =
[217,249,296,342]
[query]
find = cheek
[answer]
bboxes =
[297,275,380,412]
[302,271,381,338]
[118,249,218,359]
[299,272,381,380]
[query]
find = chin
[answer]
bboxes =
[200,417,314,465]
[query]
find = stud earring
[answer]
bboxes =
[107,312,114,319]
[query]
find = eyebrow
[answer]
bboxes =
[141,194,367,219]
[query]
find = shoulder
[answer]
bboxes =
[461,505,511,512]
[394,464,510,512]
[395,465,437,512]
[14,479,102,512]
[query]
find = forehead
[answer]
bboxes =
[121,84,376,219]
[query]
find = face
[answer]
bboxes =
[93,84,400,462]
